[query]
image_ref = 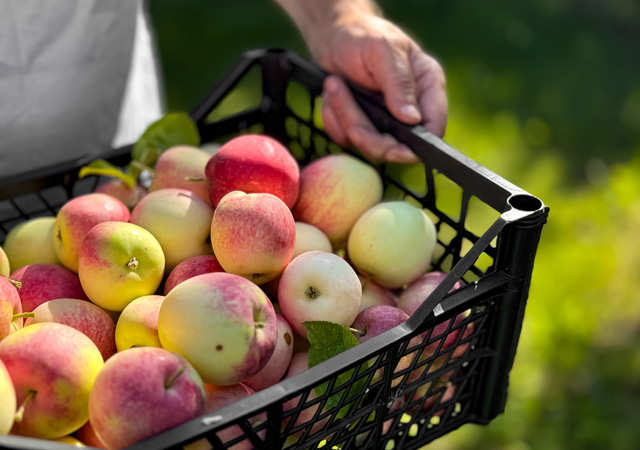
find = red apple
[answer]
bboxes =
[25,298,116,360]
[89,347,205,449]
[11,264,88,313]
[211,191,296,285]
[358,275,396,312]
[52,193,131,273]
[74,421,107,449]
[164,255,225,295]
[205,134,300,208]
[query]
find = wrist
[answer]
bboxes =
[275,0,381,59]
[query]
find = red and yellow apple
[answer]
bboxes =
[78,221,165,312]
[25,298,116,361]
[94,179,147,209]
[292,154,383,249]
[0,322,104,439]
[52,193,131,273]
[149,145,212,204]
[0,277,23,340]
[163,255,225,295]
[89,347,205,450]
[158,272,278,386]
[211,191,296,285]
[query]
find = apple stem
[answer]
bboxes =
[349,327,365,336]
[165,368,185,389]
[127,257,139,270]
[15,390,36,423]
[130,160,155,174]
[2,276,21,290]
[12,312,35,320]
[305,286,321,299]
[185,177,212,183]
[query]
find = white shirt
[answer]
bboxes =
[0,0,164,180]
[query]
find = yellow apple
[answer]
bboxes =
[78,222,165,312]
[3,217,61,271]
[0,359,16,435]
[115,295,164,351]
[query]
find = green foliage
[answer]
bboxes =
[305,321,369,418]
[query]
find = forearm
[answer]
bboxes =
[273,0,381,56]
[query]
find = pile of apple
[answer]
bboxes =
[0,135,474,449]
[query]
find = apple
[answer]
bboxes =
[0,322,104,439]
[0,359,16,435]
[406,368,456,415]
[244,314,294,392]
[164,255,225,295]
[205,134,300,208]
[115,295,164,351]
[89,347,205,450]
[292,222,333,259]
[0,277,23,341]
[11,264,88,313]
[358,275,396,312]
[149,145,212,204]
[396,271,464,316]
[78,221,165,312]
[158,272,278,386]
[203,383,266,450]
[95,179,147,209]
[211,191,296,285]
[278,251,361,339]
[53,193,131,273]
[347,201,437,289]
[51,435,86,446]
[292,154,383,249]
[25,298,116,361]
[350,305,420,387]
[0,246,9,278]
[3,217,61,271]
[131,188,214,271]
[74,421,106,449]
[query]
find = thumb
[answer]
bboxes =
[373,45,422,125]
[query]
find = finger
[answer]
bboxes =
[321,94,349,147]
[347,125,402,163]
[384,144,421,164]
[323,75,386,160]
[412,51,448,137]
[367,40,422,125]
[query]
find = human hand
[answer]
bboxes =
[310,13,448,164]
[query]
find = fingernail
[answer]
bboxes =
[400,104,422,122]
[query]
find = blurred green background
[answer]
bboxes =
[147,1,640,449]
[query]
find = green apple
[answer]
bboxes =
[3,217,61,271]
[348,201,437,289]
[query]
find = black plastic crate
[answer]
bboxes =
[0,48,548,450]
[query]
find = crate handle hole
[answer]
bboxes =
[507,194,542,212]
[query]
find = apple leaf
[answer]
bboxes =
[78,159,137,188]
[305,321,369,419]
[131,112,200,168]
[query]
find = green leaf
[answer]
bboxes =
[305,321,369,419]
[131,113,200,167]
[78,160,137,188]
